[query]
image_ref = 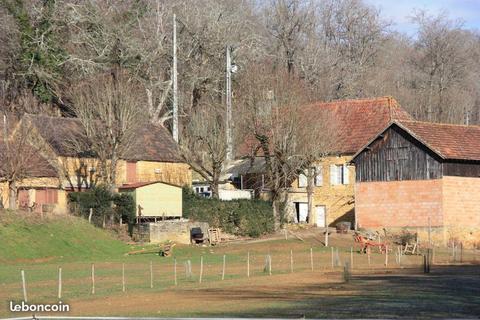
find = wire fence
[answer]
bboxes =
[5,244,478,304]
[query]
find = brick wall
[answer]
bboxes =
[442,176,480,247]
[355,179,444,228]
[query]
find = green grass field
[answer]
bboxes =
[1,211,479,318]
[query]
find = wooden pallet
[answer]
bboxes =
[208,228,221,245]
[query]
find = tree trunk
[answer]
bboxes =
[8,180,17,210]
[272,190,288,231]
[109,153,118,192]
[211,171,219,199]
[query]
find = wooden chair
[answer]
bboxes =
[354,232,387,254]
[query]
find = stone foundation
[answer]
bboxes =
[134,220,210,244]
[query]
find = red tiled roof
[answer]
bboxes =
[237,97,413,157]
[397,120,480,161]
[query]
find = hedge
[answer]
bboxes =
[68,185,135,226]
[182,187,274,237]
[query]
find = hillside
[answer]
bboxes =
[0,211,131,263]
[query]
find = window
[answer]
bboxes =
[330,164,349,185]
[298,172,307,188]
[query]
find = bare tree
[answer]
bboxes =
[238,64,333,229]
[69,71,146,190]
[180,95,227,198]
[0,114,55,209]
[263,0,316,74]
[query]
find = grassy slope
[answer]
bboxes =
[0,211,131,263]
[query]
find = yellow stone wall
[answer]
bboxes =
[132,161,192,187]
[59,157,191,188]
[0,177,67,213]
[288,155,355,226]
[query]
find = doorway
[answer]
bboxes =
[294,202,308,223]
[315,205,326,227]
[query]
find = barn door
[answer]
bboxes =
[315,205,326,228]
[18,190,29,209]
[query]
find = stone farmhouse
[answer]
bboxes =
[353,120,480,247]
[0,113,191,215]
[233,97,413,227]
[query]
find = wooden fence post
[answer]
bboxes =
[385,245,388,267]
[335,248,340,267]
[310,248,314,272]
[222,255,226,280]
[58,267,62,300]
[343,261,351,283]
[247,252,250,278]
[122,263,126,292]
[150,261,153,288]
[325,225,329,247]
[199,256,203,284]
[21,270,27,302]
[269,255,272,275]
[91,263,95,295]
[460,242,463,263]
[350,247,354,269]
[174,258,177,286]
[290,249,294,273]
[88,208,93,223]
[367,247,371,267]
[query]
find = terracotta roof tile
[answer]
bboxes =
[397,120,480,161]
[237,97,413,156]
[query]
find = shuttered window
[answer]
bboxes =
[330,164,349,185]
[315,166,323,186]
[343,164,350,185]
[298,172,307,188]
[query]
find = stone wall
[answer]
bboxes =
[135,220,210,244]
[289,155,355,226]
[133,161,192,187]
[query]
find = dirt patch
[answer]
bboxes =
[4,265,480,318]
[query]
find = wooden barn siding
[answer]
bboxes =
[443,161,480,177]
[355,126,443,182]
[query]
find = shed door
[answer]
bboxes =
[316,205,326,228]
[18,190,29,209]
[35,189,58,213]
[126,161,137,183]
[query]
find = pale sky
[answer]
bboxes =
[364,0,480,36]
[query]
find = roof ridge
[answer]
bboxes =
[399,119,480,129]
[308,96,393,107]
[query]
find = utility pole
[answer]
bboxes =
[226,46,233,161]
[172,14,179,143]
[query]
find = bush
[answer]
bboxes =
[112,193,136,224]
[68,185,113,221]
[182,187,274,237]
[68,186,135,228]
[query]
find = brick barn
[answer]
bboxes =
[352,120,480,247]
